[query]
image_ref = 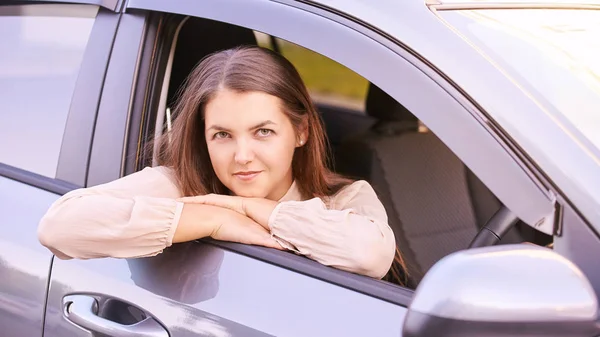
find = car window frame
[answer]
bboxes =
[92,0,557,304]
[271,36,370,114]
[0,3,118,194]
[56,7,122,187]
[86,11,148,187]
[94,10,415,306]
[4,0,120,11]
[124,0,555,232]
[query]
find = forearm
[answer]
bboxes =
[38,194,184,259]
[37,166,186,259]
[269,198,396,278]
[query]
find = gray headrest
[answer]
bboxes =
[366,84,418,122]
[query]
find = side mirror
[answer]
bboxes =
[403,244,600,337]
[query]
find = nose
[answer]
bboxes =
[234,139,255,165]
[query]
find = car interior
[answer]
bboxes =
[156,16,552,288]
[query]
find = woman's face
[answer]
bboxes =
[204,88,305,200]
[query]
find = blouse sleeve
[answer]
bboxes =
[37,166,184,260]
[268,180,396,279]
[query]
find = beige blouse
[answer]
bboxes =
[37,166,396,278]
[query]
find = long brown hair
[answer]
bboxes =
[155,46,408,286]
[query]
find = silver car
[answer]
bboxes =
[1,0,599,336]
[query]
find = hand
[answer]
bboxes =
[179,194,246,215]
[210,210,282,250]
[179,194,278,229]
[174,204,281,250]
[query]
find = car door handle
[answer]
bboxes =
[63,295,169,337]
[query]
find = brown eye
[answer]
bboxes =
[213,131,230,139]
[256,129,273,137]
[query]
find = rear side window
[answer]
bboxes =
[0,4,97,177]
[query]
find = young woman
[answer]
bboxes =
[38,46,407,285]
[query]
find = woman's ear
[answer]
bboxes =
[297,117,309,147]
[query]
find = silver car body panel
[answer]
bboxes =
[44,243,406,337]
[56,9,121,187]
[0,176,58,337]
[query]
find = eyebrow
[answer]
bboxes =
[206,120,276,132]
[250,120,276,130]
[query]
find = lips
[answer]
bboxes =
[233,171,262,181]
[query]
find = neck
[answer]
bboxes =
[266,173,294,201]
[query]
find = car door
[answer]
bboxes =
[41,1,560,337]
[0,1,117,336]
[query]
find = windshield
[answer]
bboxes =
[439,9,600,157]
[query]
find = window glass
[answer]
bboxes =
[0,4,97,177]
[441,9,600,158]
[254,31,369,113]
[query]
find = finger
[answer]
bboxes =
[253,234,283,250]
[198,195,232,208]
[178,193,222,202]
[216,226,283,250]
[250,237,284,250]
[242,226,282,250]
[179,196,231,210]
[269,239,284,250]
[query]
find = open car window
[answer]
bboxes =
[145,14,552,295]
